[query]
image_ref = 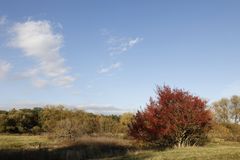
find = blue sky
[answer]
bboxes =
[0,0,240,113]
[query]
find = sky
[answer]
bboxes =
[0,0,240,113]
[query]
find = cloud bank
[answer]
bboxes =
[9,20,75,88]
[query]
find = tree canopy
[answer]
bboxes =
[129,86,212,147]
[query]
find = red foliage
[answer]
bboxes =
[129,86,212,147]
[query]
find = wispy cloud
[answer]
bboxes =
[97,30,143,76]
[98,29,143,77]
[0,16,6,25]
[0,60,11,79]
[9,20,75,88]
[102,30,143,56]
[108,37,143,56]
[98,62,121,74]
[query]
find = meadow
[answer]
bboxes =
[1,135,240,160]
[0,134,54,149]
[0,134,131,160]
[104,142,240,160]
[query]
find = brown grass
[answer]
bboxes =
[0,134,133,160]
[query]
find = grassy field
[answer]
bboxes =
[104,141,240,160]
[1,135,240,160]
[0,134,131,160]
[0,134,55,149]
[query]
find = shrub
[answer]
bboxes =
[208,123,231,140]
[129,85,212,148]
[224,123,240,142]
[53,118,83,141]
[52,110,99,141]
[31,126,42,135]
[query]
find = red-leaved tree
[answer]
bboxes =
[129,86,212,147]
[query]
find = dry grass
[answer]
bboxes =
[0,134,132,160]
[0,134,55,149]
[1,135,240,160]
[104,141,240,160]
[75,135,132,147]
[0,134,131,150]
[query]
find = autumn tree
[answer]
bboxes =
[54,117,82,141]
[129,86,212,148]
[213,96,240,124]
[52,109,100,141]
[230,95,240,124]
[40,105,71,132]
[119,113,134,134]
[98,115,119,134]
[213,98,230,123]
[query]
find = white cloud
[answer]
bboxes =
[98,62,121,74]
[32,79,48,88]
[0,60,11,79]
[0,16,6,25]
[128,37,142,47]
[107,36,143,56]
[77,104,128,115]
[9,20,75,88]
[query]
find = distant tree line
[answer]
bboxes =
[0,106,133,140]
[0,108,42,134]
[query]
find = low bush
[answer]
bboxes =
[209,123,240,142]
